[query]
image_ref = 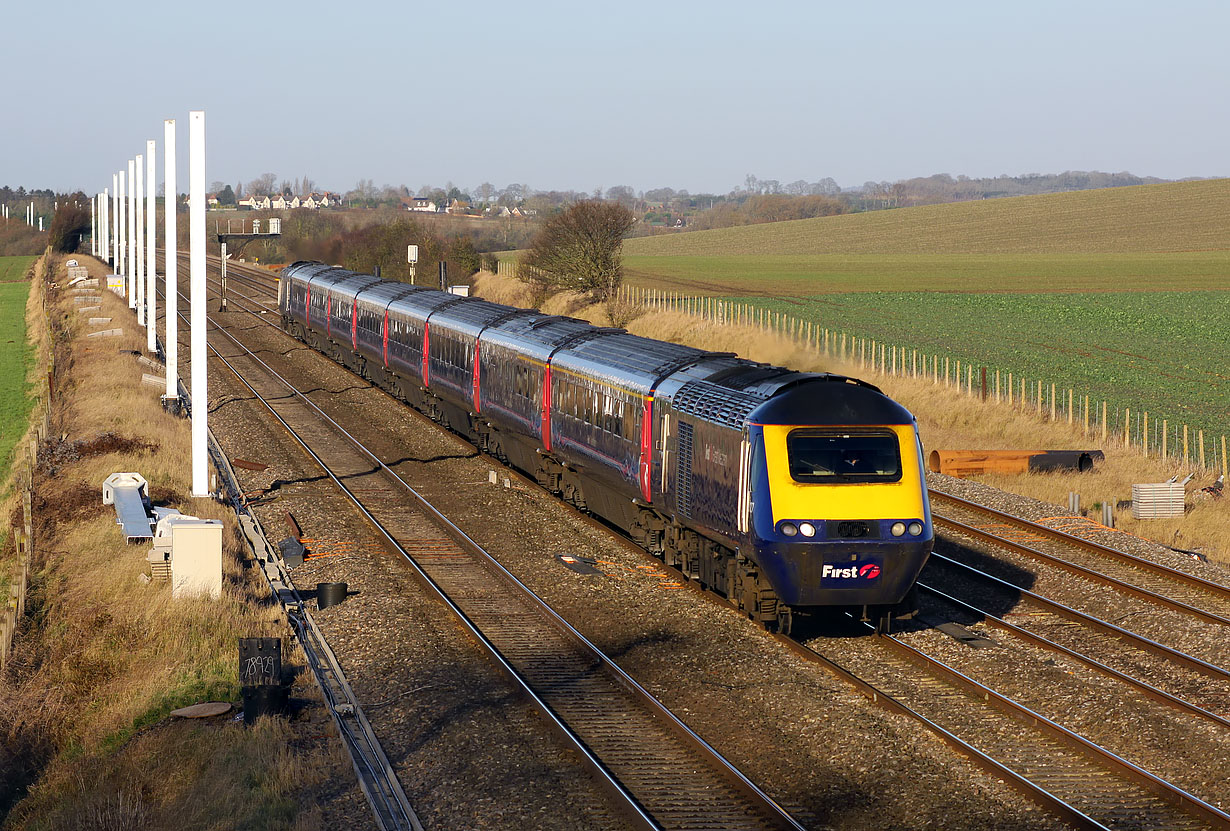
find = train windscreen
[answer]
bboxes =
[786,429,902,483]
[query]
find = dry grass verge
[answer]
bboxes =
[473,272,1229,566]
[1,255,344,829]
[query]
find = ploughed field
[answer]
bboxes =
[619,181,1230,455]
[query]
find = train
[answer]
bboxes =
[278,261,933,633]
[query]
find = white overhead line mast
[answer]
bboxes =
[128,158,136,306]
[146,141,157,353]
[118,170,126,284]
[90,196,96,257]
[135,154,145,324]
[112,174,119,270]
[164,118,178,404]
[189,110,208,497]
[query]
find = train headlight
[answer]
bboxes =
[799,522,816,537]
[780,522,799,537]
[908,522,924,536]
[891,522,907,537]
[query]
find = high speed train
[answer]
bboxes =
[279,261,933,633]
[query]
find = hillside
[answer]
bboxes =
[624,179,1230,257]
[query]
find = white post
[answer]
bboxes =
[189,110,208,497]
[102,188,109,263]
[112,174,119,268]
[164,119,178,401]
[135,154,145,324]
[127,159,136,305]
[91,196,96,256]
[146,142,157,353]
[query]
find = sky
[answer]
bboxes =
[3,0,1227,197]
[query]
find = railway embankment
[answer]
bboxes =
[0,254,359,829]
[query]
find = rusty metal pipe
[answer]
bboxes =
[928,449,1103,477]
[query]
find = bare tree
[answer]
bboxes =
[521,201,636,304]
[248,173,278,197]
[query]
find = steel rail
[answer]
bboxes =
[196,292,804,831]
[930,489,1230,603]
[870,626,1230,829]
[925,551,1230,681]
[932,512,1230,628]
[916,580,1230,730]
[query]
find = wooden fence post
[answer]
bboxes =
[1198,430,1205,469]
[1183,424,1189,462]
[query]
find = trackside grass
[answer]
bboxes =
[1,254,349,829]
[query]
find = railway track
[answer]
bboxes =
[165,267,805,831]
[171,253,1230,829]
[798,623,1228,830]
[929,490,1230,626]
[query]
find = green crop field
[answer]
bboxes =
[0,257,34,486]
[612,183,1230,459]
[0,255,35,283]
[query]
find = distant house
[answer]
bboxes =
[409,197,438,213]
[205,193,220,208]
[238,195,271,210]
[299,194,319,210]
[445,198,472,215]
[270,194,289,210]
[486,205,512,218]
[288,196,301,209]
[317,192,338,207]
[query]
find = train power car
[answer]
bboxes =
[279,261,933,633]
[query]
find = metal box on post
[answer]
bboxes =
[239,637,286,724]
[170,519,223,599]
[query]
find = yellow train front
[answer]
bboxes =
[657,373,932,631]
[746,378,932,619]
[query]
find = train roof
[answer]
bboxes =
[480,314,611,361]
[354,282,425,309]
[750,376,915,426]
[553,332,717,395]
[427,297,532,337]
[387,290,466,321]
[327,274,384,302]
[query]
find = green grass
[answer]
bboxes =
[0,256,35,283]
[0,257,35,485]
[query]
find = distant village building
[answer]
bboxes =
[409,197,439,213]
[237,191,339,210]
